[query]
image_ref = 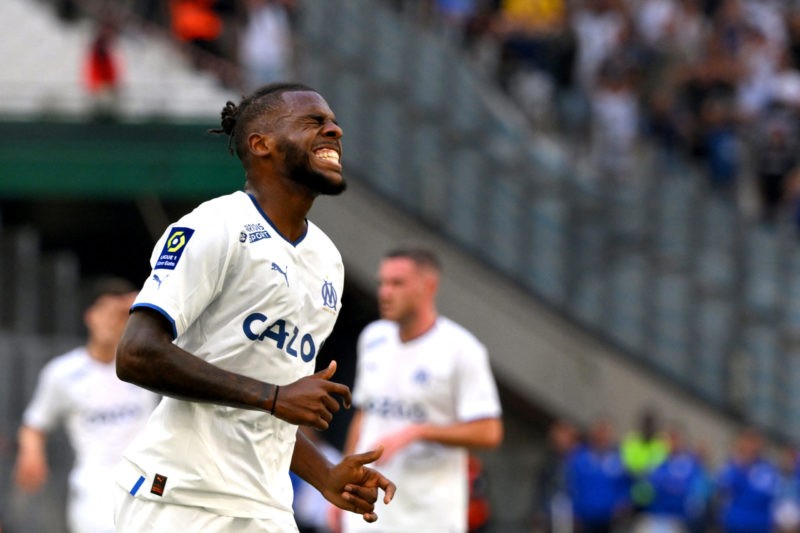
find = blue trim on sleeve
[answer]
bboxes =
[131,303,178,340]
[130,475,145,496]
[246,193,308,246]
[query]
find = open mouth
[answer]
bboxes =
[313,147,341,168]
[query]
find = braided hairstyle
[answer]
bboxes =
[209,82,317,161]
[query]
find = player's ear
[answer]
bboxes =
[83,301,99,332]
[423,270,439,297]
[248,132,271,157]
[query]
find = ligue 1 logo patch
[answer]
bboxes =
[155,227,195,270]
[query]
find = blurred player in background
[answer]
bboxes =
[14,276,156,533]
[113,82,395,532]
[336,247,504,533]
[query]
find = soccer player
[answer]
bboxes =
[338,247,504,533]
[14,277,157,533]
[113,82,395,531]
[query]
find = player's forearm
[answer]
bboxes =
[17,426,47,458]
[343,409,363,455]
[417,417,503,449]
[116,309,275,412]
[291,430,333,492]
[15,426,49,491]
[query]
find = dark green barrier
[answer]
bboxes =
[0,121,243,199]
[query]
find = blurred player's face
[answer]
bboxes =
[735,430,763,462]
[274,91,345,196]
[377,258,433,324]
[85,292,136,351]
[588,419,615,450]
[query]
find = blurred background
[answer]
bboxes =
[4,0,800,531]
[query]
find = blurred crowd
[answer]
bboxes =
[52,0,800,226]
[50,0,297,112]
[535,410,800,533]
[417,0,800,225]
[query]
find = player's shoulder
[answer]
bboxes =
[178,191,250,226]
[39,346,92,380]
[358,319,397,348]
[304,219,343,263]
[171,191,284,250]
[157,192,248,250]
[435,316,483,345]
[361,319,396,337]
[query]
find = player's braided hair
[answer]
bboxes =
[208,82,317,160]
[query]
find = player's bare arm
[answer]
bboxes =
[343,409,363,455]
[14,426,49,493]
[375,417,503,463]
[117,308,350,429]
[291,431,396,523]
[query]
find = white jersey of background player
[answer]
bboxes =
[15,279,156,533]
[341,248,503,533]
[116,190,344,523]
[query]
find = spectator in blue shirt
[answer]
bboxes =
[715,427,779,533]
[567,416,632,533]
[637,425,709,532]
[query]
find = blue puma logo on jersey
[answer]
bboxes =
[152,274,164,289]
[271,263,289,286]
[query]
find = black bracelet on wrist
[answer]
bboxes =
[270,385,280,415]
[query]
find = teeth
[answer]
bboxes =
[315,148,340,162]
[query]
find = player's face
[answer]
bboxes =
[274,91,345,196]
[85,292,136,348]
[377,258,427,324]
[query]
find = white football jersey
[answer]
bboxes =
[343,317,502,533]
[115,191,344,520]
[23,346,158,492]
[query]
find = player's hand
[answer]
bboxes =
[272,361,352,430]
[14,451,48,493]
[371,425,425,464]
[322,446,396,523]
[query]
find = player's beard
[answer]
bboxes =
[279,139,347,196]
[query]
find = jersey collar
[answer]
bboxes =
[246,193,308,247]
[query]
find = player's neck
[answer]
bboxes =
[247,181,312,242]
[85,340,116,364]
[398,310,438,343]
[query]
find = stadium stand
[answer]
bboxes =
[0,0,237,120]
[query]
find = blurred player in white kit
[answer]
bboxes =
[337,247,504,533]
[14,276,157,533]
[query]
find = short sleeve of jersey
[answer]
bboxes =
[132,205,231,338]
[454,332,502,422]
[23,358,68,432]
